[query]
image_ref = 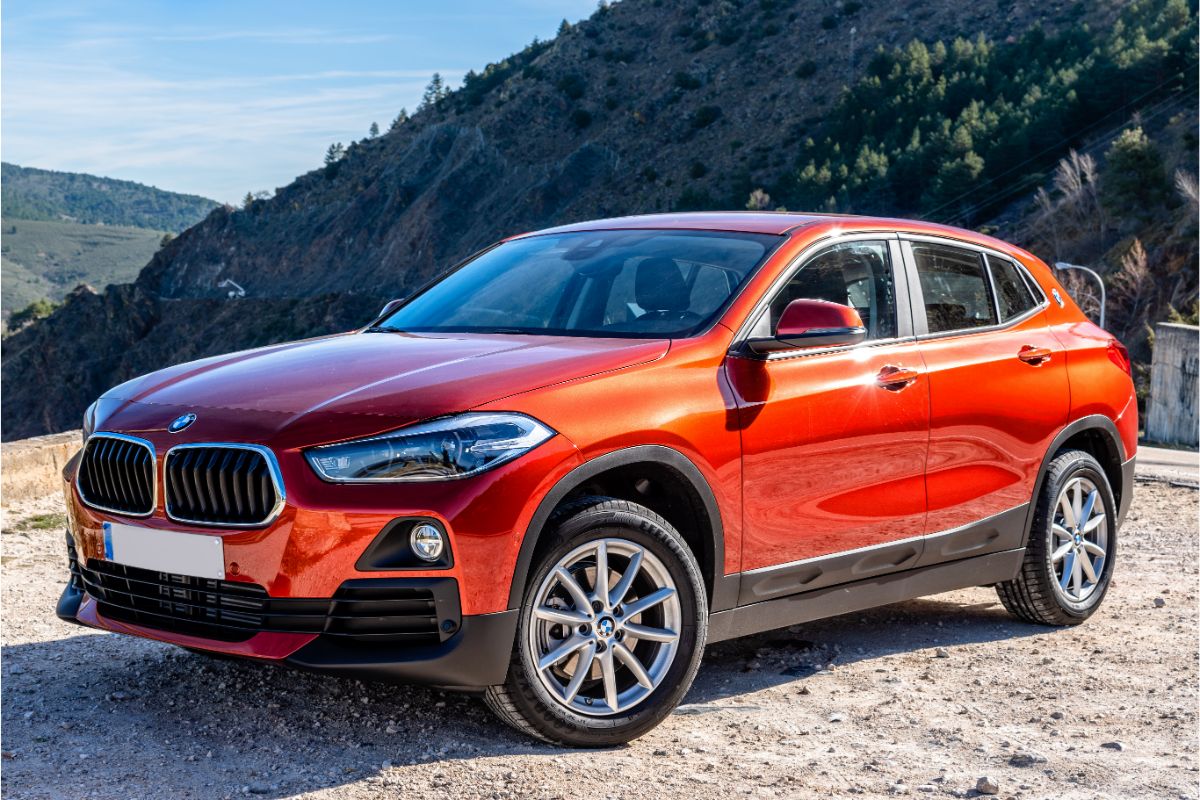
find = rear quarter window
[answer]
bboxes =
[912,243,997,333]
[987,255,1040,321]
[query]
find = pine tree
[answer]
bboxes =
[420,73,446,110]
[368,121,380,138]
[324,142,346,165]
[243,192,254,209]
[389,108,409,131]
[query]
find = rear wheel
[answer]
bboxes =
[997,449,1117,625]
[484,498,707,746]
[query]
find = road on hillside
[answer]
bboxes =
[1,480,1195,800]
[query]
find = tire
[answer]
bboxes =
[997,449,1118,625]
[484,497,708,747]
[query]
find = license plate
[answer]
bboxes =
[103,521,225,580]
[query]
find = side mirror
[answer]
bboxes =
[368,298,404,327]
[748,299,866,354]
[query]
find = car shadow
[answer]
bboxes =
[2,591,1050,799]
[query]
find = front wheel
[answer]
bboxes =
[484,498,707,746]
[997,449,1117,625]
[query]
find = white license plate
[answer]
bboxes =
[103,521,225,580]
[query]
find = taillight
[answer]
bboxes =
[1107,339,1132,376]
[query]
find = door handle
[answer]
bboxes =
[876,365,920,390]
[1018,345,1053,365]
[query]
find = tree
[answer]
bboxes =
[368,121,380,138]
[243,192,255,209]
[159,232,175,249]
[746,189,772,210]
[1103,127,1167,215]
[389,108,409,131]
[324,142,346,165]
[558,19,571,36]
[420,73,447,110]
[1109,238,1153,341]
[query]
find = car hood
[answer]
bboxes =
[95,331,669,447]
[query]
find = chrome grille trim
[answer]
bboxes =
[75,433,157,517]
[163,443,285,528]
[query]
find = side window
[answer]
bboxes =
[987,255,1039,321]
[912,244,997,333]
[758,241,898,340]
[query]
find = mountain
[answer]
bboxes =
[1,163,218,231]
[2,0,1195,440]
[1,220,167,321]
[1,164,219,323]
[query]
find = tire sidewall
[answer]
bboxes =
[1040,454,1118,618]
[512,504,707,745]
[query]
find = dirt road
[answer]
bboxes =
[2,480,1196,800]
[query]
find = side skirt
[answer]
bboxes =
[707,548,1024,644]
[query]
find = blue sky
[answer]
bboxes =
[2,1,596,203]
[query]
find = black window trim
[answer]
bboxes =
[898,234,1050,340]
[729,232,917,362]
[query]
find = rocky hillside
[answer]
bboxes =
[2,0,1193,440]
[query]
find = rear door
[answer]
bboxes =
[903,237,1069,561]
[726,236,930,599]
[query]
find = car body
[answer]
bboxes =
[57,212,1136,745]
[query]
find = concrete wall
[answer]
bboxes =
[1,430,80,506]
[1146,323,1199,448]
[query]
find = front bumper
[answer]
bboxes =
[56,534,518,689]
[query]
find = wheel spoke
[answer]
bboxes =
[622,586,676,619]
[598,647,620,712]
[1082,513,1107,534]
[614,642,654,689]
[1079,490,1099,529]
[608,549,643,609]
[554,567,593,615]
[1070,553,1083,596]
[1059,551,1075,591]
[561,643,596,703]
[1071,482,1084,529]
[593,540,610,608]
[621,622,679,643]
[1052,523,1073,541]
[1051,541,1073,563]
[1059,495,1077,528]
[1082,540,1106,558]
[538,635,590,672]
[533,606,591,626]
[1079,550,1099,583]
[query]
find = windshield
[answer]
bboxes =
[374,229,783,338]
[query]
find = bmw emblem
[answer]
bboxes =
[168,413,197,433]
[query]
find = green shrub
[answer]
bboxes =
[556,73,587,99]
[795,60,818,78]
[820,15,838,29]
[570,109,593,129]
[674,72,702,90]
[691,105,722,129]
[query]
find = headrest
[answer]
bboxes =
[635,257,688,312]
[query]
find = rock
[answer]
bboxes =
[976,776,1000,795]
[934,647,950,658]
[1153,597,1166,608]
[829,712,847,723]
[1008,751,1048,767]
[1100,741,1126,751]
[1050,711,1064,720]
[889,784,909,795]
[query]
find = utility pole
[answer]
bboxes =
[1053,262,1106,330]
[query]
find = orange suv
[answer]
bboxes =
[59,213,1136,746]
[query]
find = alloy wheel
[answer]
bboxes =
[527,537,682,717]
[1050,476,1109,604]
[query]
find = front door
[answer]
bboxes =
[726,238,930,598]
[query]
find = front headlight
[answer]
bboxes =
[305,412,555,483]
[81,401,98,443]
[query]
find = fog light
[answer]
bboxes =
[410,524,445,562]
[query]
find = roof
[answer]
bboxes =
[511,211,1001,242]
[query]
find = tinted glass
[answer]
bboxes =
[377,230,781,338]
[757,241,897,340]
[988,255,1039,320]
[913,244,997,333]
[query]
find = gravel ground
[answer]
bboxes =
[2,479,1196,800]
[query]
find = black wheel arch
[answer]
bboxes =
[1022,414,1129,545]
[507,445,736,612]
